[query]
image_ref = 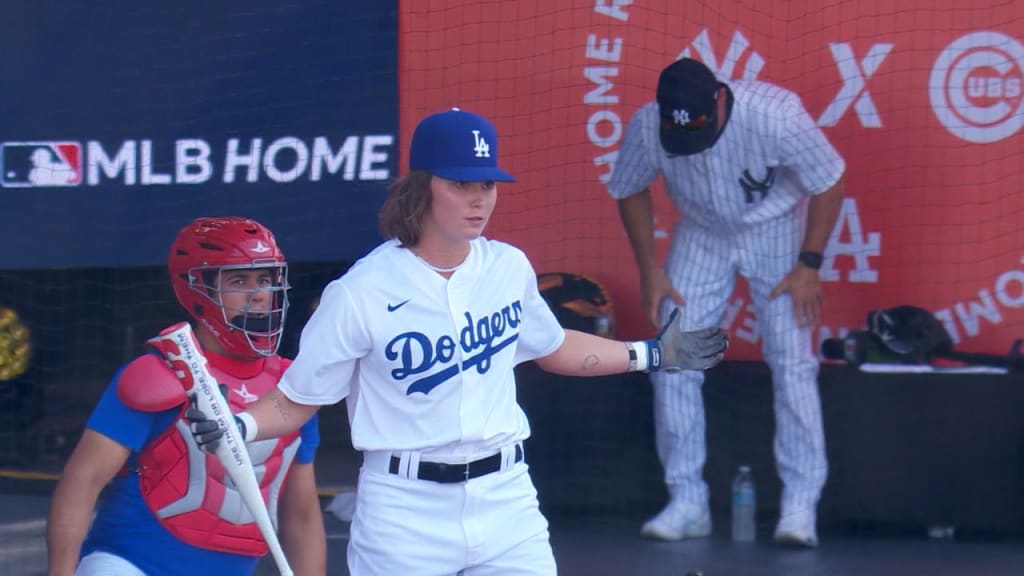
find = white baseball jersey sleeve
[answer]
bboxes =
[278,237,565,456]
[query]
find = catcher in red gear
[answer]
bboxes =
[47,217,326,576]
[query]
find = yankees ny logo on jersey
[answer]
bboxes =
[472,130,490,158]
[739,166,777,203]
[385,301,522,395]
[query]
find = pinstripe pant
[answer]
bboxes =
[652,218,827,515]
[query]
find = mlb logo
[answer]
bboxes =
[1,142,82,188]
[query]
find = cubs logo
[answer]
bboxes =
[930,31,1024,143]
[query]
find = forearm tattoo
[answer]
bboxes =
[582,353,600,370]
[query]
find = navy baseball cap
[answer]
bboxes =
[656,58,725,156]
[409,107,517,182]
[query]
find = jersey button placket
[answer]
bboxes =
[702,153,718,224]
[445,275,472,453]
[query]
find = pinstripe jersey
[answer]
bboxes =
[278,237,565,459]
[607,81,845,233]
[607,79,839,520]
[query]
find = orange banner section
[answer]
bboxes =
[401,1,1024,359]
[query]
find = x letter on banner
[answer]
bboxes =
[818,42,893,127]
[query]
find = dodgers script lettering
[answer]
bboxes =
[386,302,523,395]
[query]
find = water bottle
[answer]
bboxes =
[731,465,756,542]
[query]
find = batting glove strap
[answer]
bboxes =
[618,340,651,373]
[625,340,661,372]
[645,339,663,371]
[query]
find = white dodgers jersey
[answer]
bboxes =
[278,237,565,457]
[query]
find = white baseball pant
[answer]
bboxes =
[349,457,555,575]
[76,551,146,575]
[651,218,827,515]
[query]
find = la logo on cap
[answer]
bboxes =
[408,106,517,182]
[472,129,490,158]
[672,109,691,125]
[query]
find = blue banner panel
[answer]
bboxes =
[0,2,397,269]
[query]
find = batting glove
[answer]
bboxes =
[648,308,729,372]
[185,385,255,453]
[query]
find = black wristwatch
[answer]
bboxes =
[798,251,824,270]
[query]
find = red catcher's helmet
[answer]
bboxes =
[168,217,290,358]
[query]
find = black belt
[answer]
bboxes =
[389,445,524,484]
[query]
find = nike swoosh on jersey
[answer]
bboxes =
[387,300,410,312]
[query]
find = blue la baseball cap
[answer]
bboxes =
[409,107,517,182]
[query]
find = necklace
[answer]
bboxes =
[415,253,465,273]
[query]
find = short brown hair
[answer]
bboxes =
[378,170,433,246]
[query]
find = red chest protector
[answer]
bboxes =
[123,342,301,556]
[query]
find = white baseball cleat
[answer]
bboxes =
[773,509,819,548]
[640,501,712,541]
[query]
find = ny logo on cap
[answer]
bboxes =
[472,130,491,158]
[672,109,691,126]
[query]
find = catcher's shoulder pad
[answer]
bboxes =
[117,353,188,412]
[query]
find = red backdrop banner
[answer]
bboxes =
[400,1,1024,359]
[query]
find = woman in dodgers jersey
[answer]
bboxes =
[46,217,326,576]
[189,108,728,576]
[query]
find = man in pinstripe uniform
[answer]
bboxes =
[607,58,845,547]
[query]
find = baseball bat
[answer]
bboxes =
[149,322,294,576]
